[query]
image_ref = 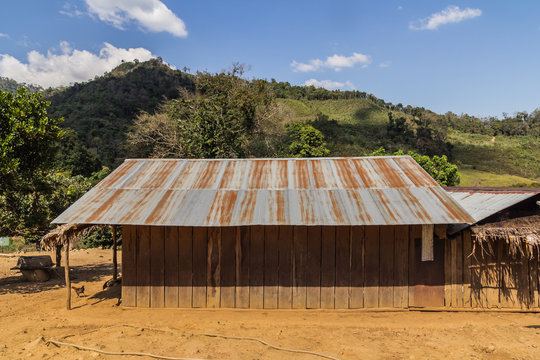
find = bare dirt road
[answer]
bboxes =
[1,249,539,360]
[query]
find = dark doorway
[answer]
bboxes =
[412,237,445,307]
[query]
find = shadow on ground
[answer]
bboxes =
[0,263,114,295]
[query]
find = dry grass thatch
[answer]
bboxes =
[471,215,540,259]
[40,224,104,250]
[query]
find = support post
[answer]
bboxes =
[112,225,118,280]
[65,242,71,310]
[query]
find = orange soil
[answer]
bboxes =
[1,248,539,360]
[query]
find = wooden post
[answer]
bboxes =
[112,225,118,280]
[65,242,71,310]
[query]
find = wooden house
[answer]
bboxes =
[53,156,475,309]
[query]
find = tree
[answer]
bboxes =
[0,88,64,192]
[286,122,330,158]
[127,64,279,159]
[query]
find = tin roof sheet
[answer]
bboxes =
[446,187,540,223]
[53,156,474,226]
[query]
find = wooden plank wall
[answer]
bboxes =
[444,229,540,309]
[121,225,540,309]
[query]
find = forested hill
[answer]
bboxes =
[7,59,538,186]
[44,59,195,166]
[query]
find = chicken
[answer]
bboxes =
[71,285,85,297]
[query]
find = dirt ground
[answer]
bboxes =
[1,249,539,360]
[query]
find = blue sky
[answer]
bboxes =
[0,1,539,118]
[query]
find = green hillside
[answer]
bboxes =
[4,59,536,187]
[276,97,540,186]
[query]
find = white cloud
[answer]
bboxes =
[0,33,9,38]
[0,42,155,88]
[397,5,403,11]
[85,0,187,37]
[304,79,355,90]
[291,52,371,72]
[59,3,84,17]
[379,61,391,68]
[410,5,482,30]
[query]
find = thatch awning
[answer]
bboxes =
[40,223,104,250]
[471,215,540,258]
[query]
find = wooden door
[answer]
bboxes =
[412,237,445,307]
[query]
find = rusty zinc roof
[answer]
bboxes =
[446,187,540,223]
[53,156,474,226]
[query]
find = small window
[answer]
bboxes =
[421,224,434,261]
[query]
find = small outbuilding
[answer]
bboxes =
[53,156,475,309]
[446,187,540,309]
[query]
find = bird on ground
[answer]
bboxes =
[71,285,85,297]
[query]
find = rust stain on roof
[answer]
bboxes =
[97,160,138,189]
[333,159,360,188]
[54,156,474,226]
[371,158,409,188]
[207,190,238,226]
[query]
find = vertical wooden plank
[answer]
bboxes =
[178,227,193,308]
[278,226,293,309]
[121,225,137,307]
[306,226,322,308]
[462,230,472,307]
[150,226,165,308]
[292,226,307,309]
[450,234,458,307]
[484,240,500,308]
[531,252,539,308]
[220,227,236,308]
[164,227,179,308]
[320,226,336,309]
[364,226,380,308]
[264,226,279,309]
[350,226,364,308]
[444,237,452,307]
[335,226,350,309]
[206,227,221,308]
[192,227,207,308]
[393,225,408,308]
[520,251,530,309]
[250,225,264,309]
[235,226,250,308]
[408,225,421,307]
[136,226,151,308]
[455,232,463,307]
[379,226,394,308]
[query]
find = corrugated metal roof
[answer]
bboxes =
[446,187,540,223]
[53,156,474,226]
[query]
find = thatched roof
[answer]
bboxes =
[471,215,540,259]
[40,223,104,250]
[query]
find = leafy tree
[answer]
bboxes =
[371,147,460,186]
[127,64,279,159]
[0,88,64,192]
[285,122,330,158]
[0,169,108,241]
[55,130,101,177]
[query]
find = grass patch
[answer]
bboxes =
[458,168,538,187]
